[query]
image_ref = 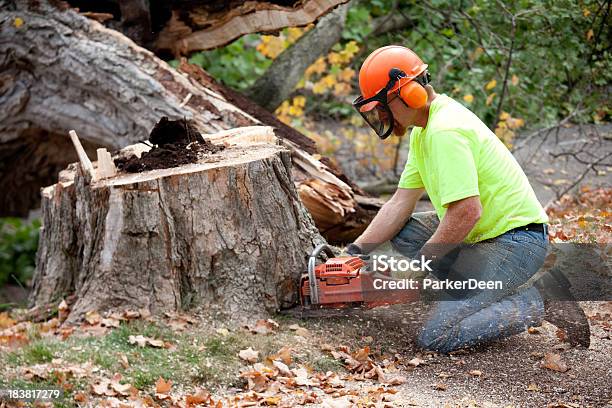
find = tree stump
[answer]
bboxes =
[31,136,324,323]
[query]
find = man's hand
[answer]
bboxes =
[344,243,363,256]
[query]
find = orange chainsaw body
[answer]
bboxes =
[300,251,418,309]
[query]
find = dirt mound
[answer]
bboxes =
[115,117,224,173]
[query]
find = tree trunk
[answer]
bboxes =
[153,0,350,55]
[246,1,350,111]
[66,0,349,54]
[32,134,324,323]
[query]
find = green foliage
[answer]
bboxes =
[348,0,610,127]
[171,34,271,91]
[0,217,40,287]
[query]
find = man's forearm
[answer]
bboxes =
[354,188,424,252]
[421,195,482,258]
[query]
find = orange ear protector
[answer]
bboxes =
[397,70,430,109]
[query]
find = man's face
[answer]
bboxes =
[387,93,419,136]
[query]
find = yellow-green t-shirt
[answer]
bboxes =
[398,94,548,243]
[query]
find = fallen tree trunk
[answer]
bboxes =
[32,131,324,322]
[65,0,349,54]
[246,1,349,111]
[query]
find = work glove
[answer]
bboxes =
[344,243,364,256]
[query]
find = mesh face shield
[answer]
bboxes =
[352,71,401,140]
[352,96,395,139]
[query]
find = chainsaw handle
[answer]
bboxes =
[307,244,336,305]
[309,243,337,261]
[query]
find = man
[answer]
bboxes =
[348,45,590,353]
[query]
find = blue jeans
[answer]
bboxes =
[390,212,548,353]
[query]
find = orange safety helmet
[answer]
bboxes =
[353,45,430,139]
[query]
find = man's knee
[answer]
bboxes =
[390,211,438,257]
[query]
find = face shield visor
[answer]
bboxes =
[352,68,405,140]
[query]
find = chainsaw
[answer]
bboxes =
[299,244,418,309]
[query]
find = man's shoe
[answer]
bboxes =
[534,268,590,348]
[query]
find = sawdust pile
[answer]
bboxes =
[114,117,225,173]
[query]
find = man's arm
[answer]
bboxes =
[354,187,424,252]
[420,195,482,258]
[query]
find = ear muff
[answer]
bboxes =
[399,80,428,109]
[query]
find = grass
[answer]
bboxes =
[311,355,345,373]
[5,338,62,366]
[0,313,350,405]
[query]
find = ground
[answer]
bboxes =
[0,301,610,407]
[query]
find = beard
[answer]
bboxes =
[392,120,407,136]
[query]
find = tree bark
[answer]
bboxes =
[0,0,255,216]
[246,1,350,111]
[32,134,324,322]
[153,0,350,55]
[66,0,349,54]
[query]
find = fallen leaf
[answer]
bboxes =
[556,328,568,343]
[527,383,540,391]
[84,310,101,325]
[354,346,370,362]
[101,317,121,328]
[250,319,276,335]
[386,375,407,385]
[293,367,311,386]
[408,357,426,367]
[186,389,212,406]
[272,360,292,376]
[264,396,281,405]
[239,347,259,363]
[541,352,569,373]
[322,396,352,408]
[123,310,141,319]
[128,335,164,348]
[92,379,113,396]
[0,312,16,329]
[111,381,132,396]
[155,377,172,394]
[528,327,540,334]
[73,392,88,403]
[295,327,310,337]
[273,346,292,365]
[118,353,129,369]
[148,338,164,348]
[240,368,270,392]
[320,343,334,352]
[216,328,229,336]
[434,382,447,391]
